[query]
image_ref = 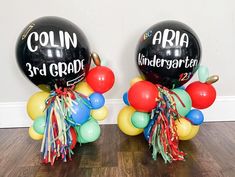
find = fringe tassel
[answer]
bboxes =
[40,87,87,165]
[148,85,186,163]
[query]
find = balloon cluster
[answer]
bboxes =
[16,17,114,165]
[117,21,218,163]
[27,65,114,142]
[27,64,114,148]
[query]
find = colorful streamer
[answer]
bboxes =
[40,87,89,165]
[148,85,186,163]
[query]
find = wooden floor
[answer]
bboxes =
[0,122,235,177]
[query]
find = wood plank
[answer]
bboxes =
[0,122,235,177]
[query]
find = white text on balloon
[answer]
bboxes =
[152,29,189,48]
[26,59,85,77]
[27,31,77,52]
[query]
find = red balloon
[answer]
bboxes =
[128,81,158,112]
[186,81,216,109]
[86,66,115,93]
[70,127,77,150]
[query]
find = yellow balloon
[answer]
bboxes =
[175,118,192,138]
[180,125,200,140]
[117,106,143,136]
[130,76,144,86]
[75,81,94,96]
[27,91,49,120]
[91,106,108,121]
[28,126,43,140]
[37,84,51,92]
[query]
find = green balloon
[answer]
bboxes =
[78,136,89,143]
[198,66,209,83]
[74,126,89,144]
[79,119,101,142]
[131,112,150,129]
[33,116,46,135]
[172,89,192,116]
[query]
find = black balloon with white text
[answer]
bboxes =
[136,20,201,89]
[16,16,90,90]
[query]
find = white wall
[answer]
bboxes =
[0,0,234,103]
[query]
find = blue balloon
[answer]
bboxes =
[186,109,204,125]
[122,92,130,105]
[89,93,105,109]
[71,98,91,125]
[143,116,157,141]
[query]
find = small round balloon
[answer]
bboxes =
[16,16,91,90]
[89,92,105,109]
[33,116,46,135]
[117,106,143,136]
[86,66,115,93]
[71,98,91,125]
[27,91,49,120]
[186,81,216,109]
[179,125,200,140]
[171,88,192,116]
[186,109,204,125]
[29,126,43,140]
[136,20,201,89]
[128,81,158,112]
[131,112,150,129]
[175,118,192,138]
[79,119,101,142]
[75,81,94,96]
[122,92,130,105]
[91,106,108,121]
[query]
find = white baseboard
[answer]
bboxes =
[0,96,234,128]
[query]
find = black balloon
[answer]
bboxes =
[136,20,201,89]
[16,16,90,90]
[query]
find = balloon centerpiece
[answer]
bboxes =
[16,17,115,165]
[117,21,218,163]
